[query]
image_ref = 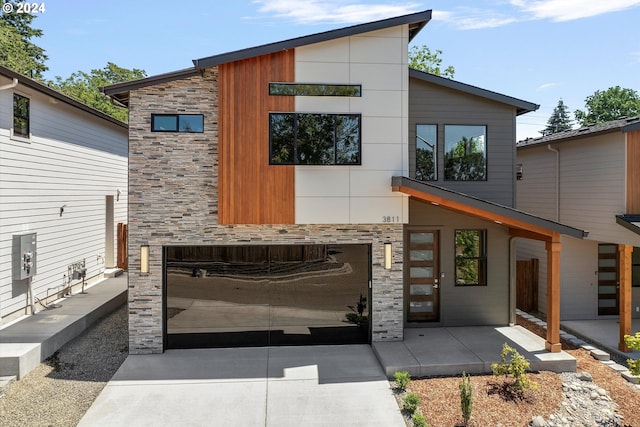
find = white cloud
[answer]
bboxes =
[537,82,559,91]
[252,0,422,24]
[510,0,640,21]
[432,8,517,30]
[631,51,640,63]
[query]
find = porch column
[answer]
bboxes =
[618,244,633,352]
[545,234,562,352]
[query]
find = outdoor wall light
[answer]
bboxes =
[384,242,392,270]
[140,245,150,274]
[116,189,121,202]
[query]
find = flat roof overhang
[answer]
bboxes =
[616,215,640,236]
[392,176,588,242]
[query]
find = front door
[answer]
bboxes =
[598,244,619,315]
[406,230,440,322]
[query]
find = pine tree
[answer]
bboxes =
[541,99,573,136]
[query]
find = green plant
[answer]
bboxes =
[403,392,420,414]
[394,370,411,391]
[459,371,473,425]
[491,343,538,392]
[624,332,640,376]
[412,411,429,427]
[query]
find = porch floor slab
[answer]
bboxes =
[373,325,576,378]
[560,319,640,361]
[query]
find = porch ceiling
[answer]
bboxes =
[392,176,587,242]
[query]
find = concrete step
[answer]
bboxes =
[0,375,16,396]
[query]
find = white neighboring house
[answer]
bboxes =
[0,65,128,323]
[516,116,640,350]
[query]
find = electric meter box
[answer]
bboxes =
[12,233,37,280]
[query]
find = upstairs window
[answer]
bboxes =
[269,83,361,97]
[455,230,487,286]
[270,113,361,165]
[416,124,437,181]
[13,94,30,138]
[151,114,204,133]
[444,125,487,181]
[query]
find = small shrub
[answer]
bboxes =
[459,371,472,425]
[412,411,429,427]
[491,343,538,392]
[394,370,411,391]
[625,333,640,376]
[403,392,420,414]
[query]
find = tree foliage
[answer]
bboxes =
[574,86,640,126]
[0,1,48,79]
[49,63,147,122]
[409,45,455,78]
[541,99,573,136]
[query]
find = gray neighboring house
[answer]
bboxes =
[103,10,585,355]
[516,116,640,351]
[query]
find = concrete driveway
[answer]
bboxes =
[78,345,404,426]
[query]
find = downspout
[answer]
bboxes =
[547,145,560,222]
[0,78,19,91]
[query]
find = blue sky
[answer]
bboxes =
[30,0,640,140]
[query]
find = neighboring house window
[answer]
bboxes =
[633,247,640,287]
[13,94,30,138]
[269,83,361,97]
[444,125,487,181]
[455,229,487,286]
[269,113,361,165]
[416,124,437,181]
[151,114,204,132]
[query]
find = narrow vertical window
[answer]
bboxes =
[13,94,30,138]
[416,124,437,181]
[455,230,487,286]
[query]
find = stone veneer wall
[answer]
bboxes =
[127,68,404,354]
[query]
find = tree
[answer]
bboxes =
[409,45,455,78]
[0,1,48,79]
[540,99,573,136]
[574,86,640,126]
[49,63,147,122]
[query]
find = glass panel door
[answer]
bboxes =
[406,230,439,322]
[598,244,619,315]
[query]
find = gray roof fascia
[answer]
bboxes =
[392,176,587,239]
[193,10,432,70]
[616,215,640,236]
[1,65,127,129]
[517,116,640,149]
[409,69,539,116]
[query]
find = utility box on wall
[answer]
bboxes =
[12,233,37,280]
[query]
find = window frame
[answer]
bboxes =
[269,83,361,97]
[151,114,204,133]
[415,124,438,181]
[444,124,488,181]
[269,112,362,166]
[454,229,487,286]
[12,93,30,140]
[633,246,640,287]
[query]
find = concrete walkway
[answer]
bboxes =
[78,345,405,427]
[0,274,127,380]
[561,318,640,361]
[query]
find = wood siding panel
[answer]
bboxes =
[628,130,640,214]
[219,51,295,224]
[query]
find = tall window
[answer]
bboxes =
[444,125,487,180]
[455,230,487,286]
[13,94,30,138]
[269,113,361,165]
[416,124,437,181]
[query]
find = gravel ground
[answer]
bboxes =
[0,305,128,427]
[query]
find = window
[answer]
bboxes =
[151,114,204,132]
[455,230,487,286]
[444,125,487,180]
[13,94,30,138]
[633,247,640,287]
[269,83,361,97]
[269,113,361,165]
[416,124,437,181]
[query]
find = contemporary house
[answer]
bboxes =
[0,65,128,323]
[103,10,586,356]
[516,116,640,351]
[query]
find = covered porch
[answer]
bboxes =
[392,176,588,353]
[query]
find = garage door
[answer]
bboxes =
[164,244,371,348]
